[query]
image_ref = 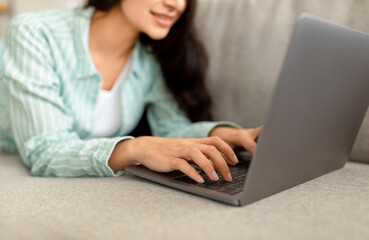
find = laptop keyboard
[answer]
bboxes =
[174,159,250,195]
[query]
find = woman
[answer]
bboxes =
[0,0,261,183]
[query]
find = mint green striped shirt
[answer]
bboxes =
[0,7,241,177]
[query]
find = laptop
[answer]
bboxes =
[125,13,369,206]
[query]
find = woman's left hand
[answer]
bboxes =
[209,126,263,155]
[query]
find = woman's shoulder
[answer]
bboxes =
[8,7,92,37]
[11,8,74,26]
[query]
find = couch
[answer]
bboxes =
[1,0,368,239]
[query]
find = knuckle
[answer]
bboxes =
[187,146,198,156]
[176,160,188,171]
[211,136,222,143]
[207,146,218,154]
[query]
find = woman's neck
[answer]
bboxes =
[89,4,140,60]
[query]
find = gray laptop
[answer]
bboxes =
[125,13,369,206]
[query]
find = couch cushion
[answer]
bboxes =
[195,0,369,163]
[1,153,369,239]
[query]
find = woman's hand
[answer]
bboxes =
[209,126,263,155]
[111,136,240,183]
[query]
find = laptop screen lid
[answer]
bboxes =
[240,14,369,206]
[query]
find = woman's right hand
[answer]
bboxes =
[112,136,239,183]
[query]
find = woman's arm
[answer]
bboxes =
[108,70,261,182]
[2,16,132,177]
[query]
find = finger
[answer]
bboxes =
[220,152,237,166]
[251,126,263,140]
[198,145,233,182]
[241,138,257,155]
[187,147,220,181]
[173,158,205,183]
[201,151,235,167]
[192,157,219,169]
[197,136,238,165]
[232,128,261,155]
[209,159,217,169]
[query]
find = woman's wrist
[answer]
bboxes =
[108,138,139,172]
[209,126,237,138]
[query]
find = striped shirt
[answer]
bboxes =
[0,39,2,72]
[0,7,241,177]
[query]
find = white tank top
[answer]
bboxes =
[91,58,132,138]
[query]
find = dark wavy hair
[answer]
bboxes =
[86,0,212,123]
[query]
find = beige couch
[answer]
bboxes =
[1,0,368,239]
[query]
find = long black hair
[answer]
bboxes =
[86,0,212,122]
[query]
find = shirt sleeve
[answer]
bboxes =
[0,38,3,72]
[2,17,130,177]
[146,63,243,139]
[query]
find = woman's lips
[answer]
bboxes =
[151,12,176,27]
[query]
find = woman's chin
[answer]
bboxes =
[145,30,170,40]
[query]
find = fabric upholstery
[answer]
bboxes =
[1,154,369,239]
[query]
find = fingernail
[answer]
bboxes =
[197,175,205,183]
[233,155,239,164]
[227,172,233,181]
[211,171,219,181]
